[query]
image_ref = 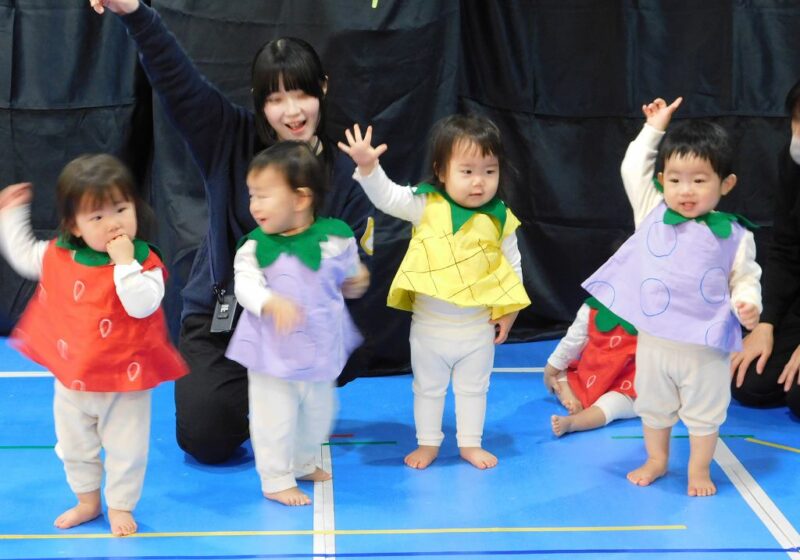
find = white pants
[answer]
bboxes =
[633,332,730,436]
[53,380,151,511]
[594,391,636,424]
[248,372,336,494]
[410,320,495,448]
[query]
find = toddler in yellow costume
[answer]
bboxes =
[339,115,530,469]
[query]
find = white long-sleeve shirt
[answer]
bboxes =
[546,303,591,371]
[233,235,359,317]
[620,124,762,318]
[0,205,164,319]
[353,164,523,279]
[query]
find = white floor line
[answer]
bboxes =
[715,439,800,558]
[0,371,51,377]
[313,443,335,559]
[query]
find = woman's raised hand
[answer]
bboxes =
[89,0,140,15]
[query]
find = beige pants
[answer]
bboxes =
[248,372,336,494]
[53,380,151,511]
[633,331,730,436]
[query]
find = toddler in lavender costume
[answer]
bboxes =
[583,98,761,497]
[226,142,367,506]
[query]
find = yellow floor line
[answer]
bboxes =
[0,524,686,540]
[745,437,800,454]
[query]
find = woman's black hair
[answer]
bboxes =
[250,37,331,167]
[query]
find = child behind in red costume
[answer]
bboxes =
[0,155,187,536]
[544,297,637,436]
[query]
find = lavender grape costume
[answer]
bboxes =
[226,218,362,493]
[582,123,761,435]
[583,201,745,354]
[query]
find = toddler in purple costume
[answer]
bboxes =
[583,98,761,497]
[226,142,367,506]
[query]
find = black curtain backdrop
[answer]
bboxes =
[1,0,799,377]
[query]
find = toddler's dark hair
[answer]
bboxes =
[427,114,508,194]
[658,120,733,178]
[57,154,148,246]
[248,141,328,216]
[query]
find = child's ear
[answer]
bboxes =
[294,187,314,211]
[69,223,82,239]
[721,174,737,195]
[657,171,664,184]
[434,162,446,184]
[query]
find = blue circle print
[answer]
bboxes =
[640,278,670,316]
[700,267,727,304]
[584,281,615,309]
[646,221,678,257]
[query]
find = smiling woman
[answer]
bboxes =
[89,0,375,465]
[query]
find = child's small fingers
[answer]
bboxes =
[344,128,355,145]
[353,123,362,141]
[337,141,351,155]
[374,144,388,158]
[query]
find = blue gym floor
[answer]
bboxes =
[1,337,799,559]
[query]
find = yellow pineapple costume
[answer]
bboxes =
[387,184,530,319]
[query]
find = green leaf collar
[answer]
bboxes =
[414,183,507,236]
[653,178,758,238]
[242,217,354,271]
[585,296,637,335]
[56,235,153,266]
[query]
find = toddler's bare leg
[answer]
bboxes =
[551,406,607,437]
[54,489,101,530]
[554,380,583,414]
[264,487,312,506]
[297,468,332,482]
[687,432,718,497]
[107,508,137,536]
[405,445,440,469]
[459,447,497,469]
[627,424,670,486]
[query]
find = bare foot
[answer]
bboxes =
[54,501,102,530]
[627,458,667,486]
[404,445,439,469]
[554,381,583,414]
[688,466,716,497]
[265,486,312,506]
[459,447,498,469]
[108,508,137,536]
[551,414,574,437]
[297,467,332,482]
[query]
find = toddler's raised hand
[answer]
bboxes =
[106,234,135,265]
[735,301,760,331]
[0,183,33,212]
[262,295,303,335]
[642,97,683,131]
[338,124,388,176]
